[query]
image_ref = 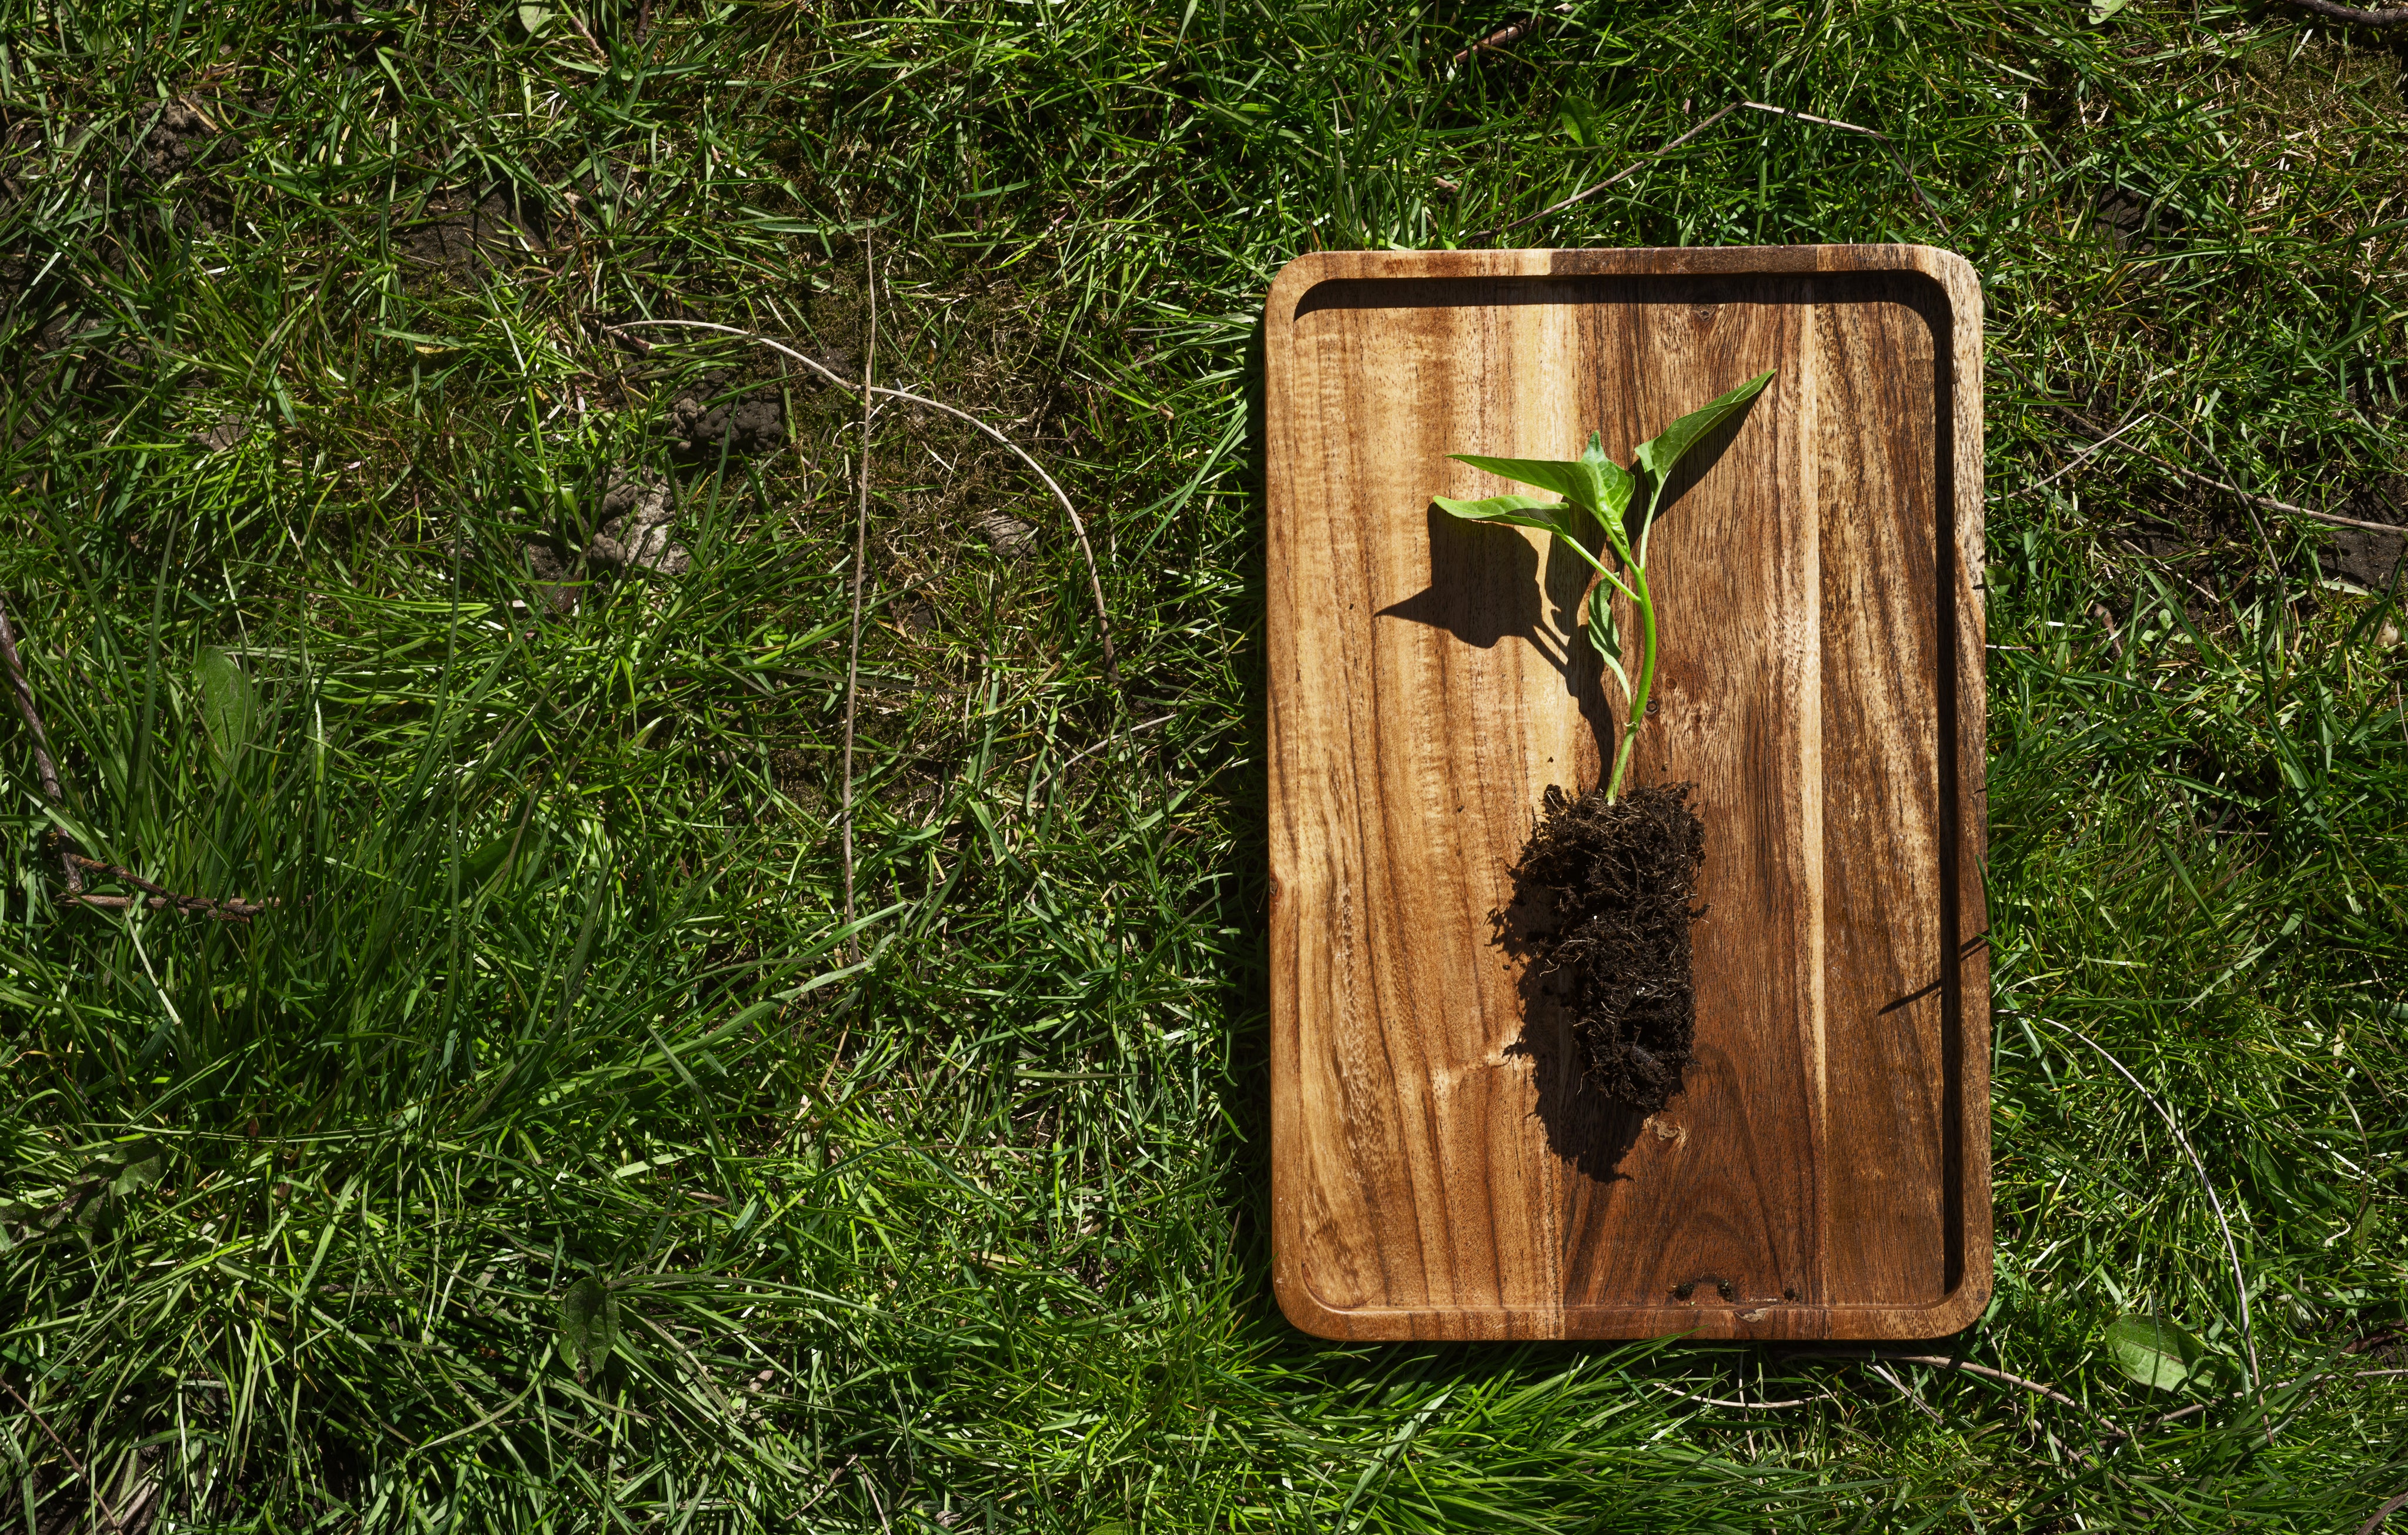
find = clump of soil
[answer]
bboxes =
[587,471,686,577]
[667,369,786,462]
[2328,470,2406,591]
[136,100,234,236]
[975,508,1037,557]
[1506,781,1706,1113]
[521,471,687,612]
[400,184,550,286]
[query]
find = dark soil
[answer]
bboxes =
[136,101,232,236]
[1501,781,1706,1114]
[400,184,551,286]
[667,367,787,463]
[2327,470,2406,591]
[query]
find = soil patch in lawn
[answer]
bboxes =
[401,184,551,287]
[2327,471,2406,591]
[668,367,787,463]
[136,99,233,236]
[1501,781,1705,1115]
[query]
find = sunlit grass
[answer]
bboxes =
[1,0,2403,1529]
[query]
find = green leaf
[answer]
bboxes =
[1633,369,1775,488]
[1577,432,1637,521]
[459,835,517,891]
[517,2,552,34]
[2105,1313,2207,1390]
[106,1147,162,1201]
[1586,587,1630,700]
[1557,94,1604,148]
[1432,493,1586,544]
[194,647,256,769]
[558,1277,618,1381]
[1449,453,1598,511]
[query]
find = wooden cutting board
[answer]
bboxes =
[1265,245,1989,1342]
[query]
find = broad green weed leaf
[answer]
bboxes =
[1433,494,1585,544]
[1579,432,1637,519]
[2105,1313,2206,1390]
[1557,93,1604,148]
[517,2,553,34]
[1449,454,1598,510]
[1586,588,1630,700]
[195,647,256,768]
[559,1277,618,1381]
[460,835,517,891]
[106,1146,163,1200]
[1633,369,1774,487]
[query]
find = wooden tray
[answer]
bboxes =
[1265,245,1989,1341]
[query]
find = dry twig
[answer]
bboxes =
[0,591,63,804]
[65,855,270,921]
[2360,1488,2408,1535]
[841,234,877,956]
[1028,712,1177,805]
[0,1375,123,1532]
[2033,1016,2265,1412]
[605,319,1122,692]
[1787,1349,2108,1426]
[1868,1361,1949,1427]
[2054,405,2404,535]
[1491,103,1741,233]
[1493,99,1942,236]
[2278,0,2408,23]
[1996,411,2150,501]
[1447,8,1561,65]
[3,590,273,919]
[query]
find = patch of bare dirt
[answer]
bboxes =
[399,183,551,287]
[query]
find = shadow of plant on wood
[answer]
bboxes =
[1377,504,1620,736]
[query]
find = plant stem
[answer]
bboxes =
[1604,557,1657,802]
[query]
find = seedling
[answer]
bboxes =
[1433,369,1773,801]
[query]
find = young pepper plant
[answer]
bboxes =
[1433,369,1773,803]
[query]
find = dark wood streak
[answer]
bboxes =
[1270,246,1990,1342]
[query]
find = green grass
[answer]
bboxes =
[2,0,2406,1529]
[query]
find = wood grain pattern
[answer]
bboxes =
[1265,245,1988,1342]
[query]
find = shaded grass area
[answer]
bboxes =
[1,0,2404,1529]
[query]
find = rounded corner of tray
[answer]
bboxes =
[1266,253,1343,327]
[1894,245,1985,319]
[1869,1275,1995,1343]
[1272,1263,1365,1341]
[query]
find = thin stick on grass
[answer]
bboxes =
[1447,8,1565,66]
[1785,1349,2110,1427]
[2363,1491,2408,1535]
[2054,404,2404,534]
[1995,411,2151,501]
[1652,1383,1828,1410]
[1867,1361,1949,1428]
[0,591,62,804]
[603,319,1122,692]
[2141,1366,2408,1435]
[1028,711,1177,807]
[1490,103,1741,234]
[841,232,877,958]
[2034,1016,2265,1411]
[0,1375,122,1532]
[5,595,270,918]
[4,590,82,895]
[1493,99,1942,236]
[64,854,268,920]
[2277,0,2408,23]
